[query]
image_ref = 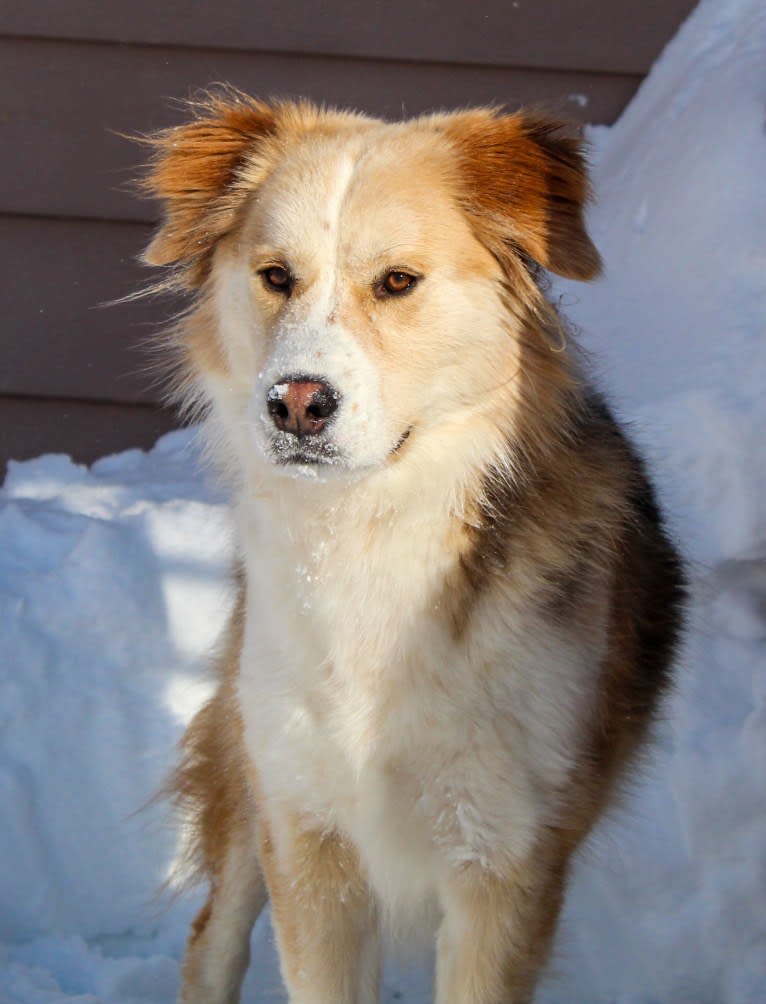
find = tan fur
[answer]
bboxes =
[435,839,570,1004]
[167,585,267,1003]
[141,91,685,1003]
[167,585,249,889]
[441,111,602,280]
[259,819,380,1004]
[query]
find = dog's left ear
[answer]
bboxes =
[444,111,601,281]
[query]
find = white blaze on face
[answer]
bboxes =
[244,147,397,475]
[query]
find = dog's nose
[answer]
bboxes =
[266,379,339,437]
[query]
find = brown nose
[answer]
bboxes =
[266,379,339,437]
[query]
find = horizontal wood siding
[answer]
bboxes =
[0,1,696,472]
[0,38,640,223]
[1,0,696,74]
[0,216,161,403]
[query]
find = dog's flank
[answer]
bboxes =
[139,91,685,1003]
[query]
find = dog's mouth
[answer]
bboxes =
[389,427,412,457]
[270,435,342,468]
[266,426,413,474]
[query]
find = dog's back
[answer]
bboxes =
[140,93,685,1004]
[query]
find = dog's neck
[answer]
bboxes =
[239,403,513,541]
[231,411,511,668]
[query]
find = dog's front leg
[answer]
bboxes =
[435,853,569,1004]
[179,820,267,1004]
[259,811,380,1004]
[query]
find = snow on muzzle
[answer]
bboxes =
[251,322,395,471]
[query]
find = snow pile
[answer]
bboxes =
[0,435,235,1002]
[2,0,765,999]
[559,0,766,570]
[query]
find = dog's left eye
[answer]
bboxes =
[377,271,419,297]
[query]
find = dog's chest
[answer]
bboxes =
[237,496,577,905]
[241,623,539,910]
[241,501,460,782]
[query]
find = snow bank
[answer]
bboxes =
[558,0,766,569]
[0,434,235,1001]
[2,0,765,999]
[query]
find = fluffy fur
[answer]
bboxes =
[139,90,685,1004]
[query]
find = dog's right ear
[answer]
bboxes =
[138,92,277,284]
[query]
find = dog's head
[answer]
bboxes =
[141,92,600,482]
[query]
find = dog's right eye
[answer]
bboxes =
[260,265,293,295]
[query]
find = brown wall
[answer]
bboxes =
[0,1,696,473]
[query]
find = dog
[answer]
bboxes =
[139,90,685,1004]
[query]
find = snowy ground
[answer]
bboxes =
[2,0,765,1000]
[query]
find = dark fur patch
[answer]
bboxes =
[447,382,685,802]
[596,458,687,766]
